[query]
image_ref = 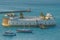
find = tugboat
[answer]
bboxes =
[3,31,16,36]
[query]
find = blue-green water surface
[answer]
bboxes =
[0,0,60,40]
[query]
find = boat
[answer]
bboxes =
[2,12,56,29]
[3,31,16,36]
[16,23,32,33]
[16,29,32,33]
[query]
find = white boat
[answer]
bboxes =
[3,31,16,36]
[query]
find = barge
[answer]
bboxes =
[16,29,32,33]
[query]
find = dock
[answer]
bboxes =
[0,10,31,14]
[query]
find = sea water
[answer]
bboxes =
[0,0,60,40]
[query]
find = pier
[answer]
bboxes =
[0,9,31,14]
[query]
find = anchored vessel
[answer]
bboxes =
[16,29,32,33]
[3,31,16,36]
[2,12,56,28]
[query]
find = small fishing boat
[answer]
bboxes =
[3,31,16,36]
[16,29,32,33]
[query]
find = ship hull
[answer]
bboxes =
[2,24,56,27]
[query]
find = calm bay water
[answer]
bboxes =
[0,1,60,40]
